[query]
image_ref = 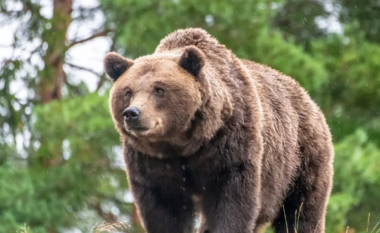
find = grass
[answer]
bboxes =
[91,221,130,233]
[17,212,380,233]
[17,221,132,233]
[17,224,29,233]
[282,203,305,233]
[265,207,379,233]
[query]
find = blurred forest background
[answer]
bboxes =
[0,0,379,232]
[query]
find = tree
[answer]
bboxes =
[1,0,131,232]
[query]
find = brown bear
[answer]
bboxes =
[104,28,333,233]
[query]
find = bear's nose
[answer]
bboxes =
[123,107,141,122]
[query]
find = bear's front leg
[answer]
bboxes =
[130,179,195,233]
[199,162,261,233]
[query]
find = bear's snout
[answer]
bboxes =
[123,107,141,125]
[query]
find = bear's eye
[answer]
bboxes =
[126,90,132,98]
[154,87,165,96]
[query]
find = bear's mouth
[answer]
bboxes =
[128,126,150,132]
[126,122,160,138]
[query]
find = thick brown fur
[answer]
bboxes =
[105,28,334,233]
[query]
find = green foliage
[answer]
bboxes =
[309,33,380,144]
[338,0,380,43]
[273,0,329,45]
[100,0,282,57]
[327,130,380,232]
[101,0,328,92]
[1,0,380,232]
[1,93,130,232]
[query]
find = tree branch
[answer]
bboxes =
[67,29,113,49]
[92,202,118,223]
[0,44,15,48]
[95,29,119,92]
[65,62,102,76]
[96,75,107,92]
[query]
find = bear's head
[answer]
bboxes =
[105,46,216,157]
[105,29,236,158]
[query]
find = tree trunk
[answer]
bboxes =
[36,1,72,232]
[38,0,72,104]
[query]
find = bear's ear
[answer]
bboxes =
[104,52,134,81]
[179,46,205,77]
